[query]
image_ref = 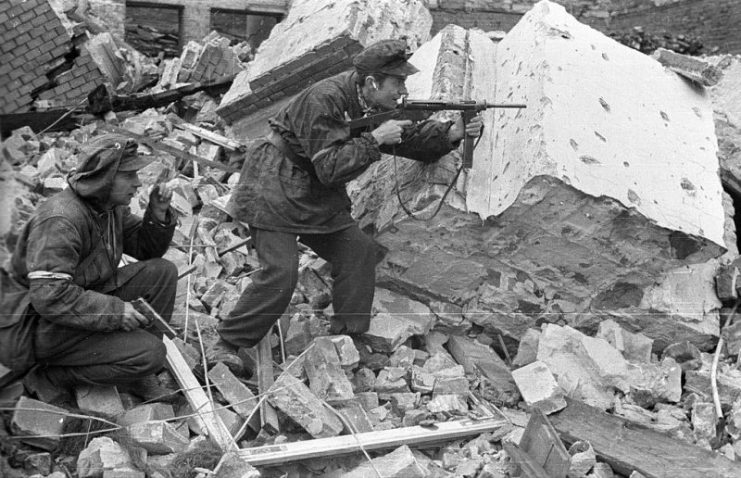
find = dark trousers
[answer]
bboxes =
[218,225,377,348]
[33,258,177,387]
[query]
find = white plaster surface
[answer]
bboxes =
[467,0,725,248]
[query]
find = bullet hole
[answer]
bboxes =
[602,52,609,60]
[660,111,670,122]
[692,107,702,118]
[594,131,607,142]
[590,44,596,50]
[680,178,695,191]
[599,98,610,112]
[623,161,630,167]
[627,189,641,205]
[580,155,601,164]
[569,139,579,151]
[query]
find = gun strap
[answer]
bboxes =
[267,131,319,179]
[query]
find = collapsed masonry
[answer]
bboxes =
[219,0,732,352]
[349,1,733,354]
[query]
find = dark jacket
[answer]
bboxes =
[228,70,459,234]
[0,139,175,375]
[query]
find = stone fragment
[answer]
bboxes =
[597,319,654,363]
[374,368,410,398]
[429,300,471,332]
[75,385,125,417]
[340,445,428,478]
[77,437,133,478]
[116,403,175,427]
[373,288,436,335]
[628,357,683,406]
[537,324,630,409]
[433,376,469,397]
[11,397,66,450]
[691,402,718,441]
[389,345,416,369]
[352,367,376,393]
[652,48,722,86]
[402,409,429,427]
[284,311,315,356]
[446,335,506,375]
[389,392,420,414]
[589,462,615,478]
[512,328,541,367]
[356,392,379,412]
[23,452,51,476]
[207,362,259,420]
[363,313,414,353]
[422,352,461,376]
[568,440,597,478]
[410,366,436,393]
[512,361,567,414]
[126,421,189,454]
[200,279,233,311]
[329,335,361,369]
[424,330,451,357]
[335,400,374,433]
[268,373,343,438]
[662,341,702,371]
[215,451,261,478]
[426,394,468,414]
[304,337,355,403]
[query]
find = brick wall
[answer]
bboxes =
[1,0,72,113]
[429,0,741,54]
[2,0,108,114]
[603,0,741,54]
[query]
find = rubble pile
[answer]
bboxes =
[609,26,706,56]
[351,0,731,354]
[3,0,741,477]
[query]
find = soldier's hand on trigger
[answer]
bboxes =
[371,119,412,146]
[449,114,484,143]
[121,302,151,331]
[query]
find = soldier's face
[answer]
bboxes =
[370,75,408,110]
[109,170,142,206]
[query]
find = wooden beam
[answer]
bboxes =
[549,398,741,478]
[502,442,551,478]
[163,337,238,452]
[173,120,246,152]
[256,334,280,434]
[237,417,508,466]
[517,408,569,478]
[99,123,239,173]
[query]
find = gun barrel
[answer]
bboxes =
[401,99,526,110]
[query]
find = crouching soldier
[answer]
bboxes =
[0,134,178,402]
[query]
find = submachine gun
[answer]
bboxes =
[348,98,526,168]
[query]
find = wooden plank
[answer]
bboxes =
[163,336,238,452]
[174,120,245,151]
[99,123,239,173]
[502,442,551,478]
[256,334,280,434]
[518,409,569,478]
[238,417,507,466]
[550,398,741,478]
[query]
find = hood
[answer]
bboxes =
[67,134,138,210]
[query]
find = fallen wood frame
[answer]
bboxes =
[550,398,741,478]
[99,123,239,173]
[237,417,508,466]
[163,336,238,452]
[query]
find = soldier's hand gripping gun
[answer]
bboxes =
[348,98,526,168]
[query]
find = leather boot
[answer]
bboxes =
[206,338,249,378]
[119,374,179,403]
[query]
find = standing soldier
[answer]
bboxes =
[209,39,483,375]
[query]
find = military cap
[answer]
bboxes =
[353,39,420,76]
